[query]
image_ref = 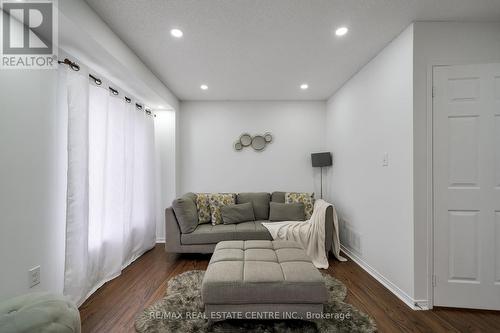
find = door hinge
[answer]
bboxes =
[432,275,437,287]
[432,86,436,98]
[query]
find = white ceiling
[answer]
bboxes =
[85,0,500,101]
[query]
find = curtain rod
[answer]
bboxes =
[58,58,154,116]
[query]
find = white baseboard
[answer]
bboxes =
[414,300,430,310]
[340,245,428,310]
[156,237,165,243]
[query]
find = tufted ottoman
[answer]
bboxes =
[0,292,80,333]
[201,240,327,323]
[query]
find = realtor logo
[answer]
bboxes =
[1,0,58,69]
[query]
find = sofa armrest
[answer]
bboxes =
[325,206,334,256]
[165,207,183,253]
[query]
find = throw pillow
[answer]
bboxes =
[171,192,199,233]
[221,202,255,224]
[269,202,305,221]
[236,192,271,220]
[195,193,212,224]
[209,193,236,225]
[285,192,315,219]
[271,191,286,203]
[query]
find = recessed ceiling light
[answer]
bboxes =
[300,83,309,90]
[200,84,208,90]
[335,26,348,37]
[170,28,183,38]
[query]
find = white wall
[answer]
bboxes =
[412,21,500,302]
[325,25,414,301]
[324,21,500,307]
[179,101,326,194]
[154,110,177,242]
[0,71,66,300]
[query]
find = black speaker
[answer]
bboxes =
[311,152,332,168]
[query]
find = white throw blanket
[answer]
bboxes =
[262,199,347,269]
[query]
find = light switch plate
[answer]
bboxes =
[29,266,40,288]
[382,152,389,167]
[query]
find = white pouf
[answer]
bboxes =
[0,292,80,333]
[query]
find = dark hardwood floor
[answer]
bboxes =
[79,244,500,333]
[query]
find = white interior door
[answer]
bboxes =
[433,64,500,310]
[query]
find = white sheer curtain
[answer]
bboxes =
[61,66,156,306]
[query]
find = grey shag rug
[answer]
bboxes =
[135,270,376,333]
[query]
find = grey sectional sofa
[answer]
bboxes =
[165,191,334,254]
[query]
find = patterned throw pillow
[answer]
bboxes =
[285,192,315,219]
[209,193,236,225]
[195,193,212,224]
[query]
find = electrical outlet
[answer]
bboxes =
[382,152,389,167]
[29,266,40,288]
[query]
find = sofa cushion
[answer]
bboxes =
[182,223,235,244]
[269,202,305,221]
[171,192,199,233]
[233,221,273,241]
[285,192,315,219]
[195,193,212,224]
[236,192,271,220]
[271,191,286,203]
[181,221,272,245]
[209,193,236,225]
[221,203,255,225]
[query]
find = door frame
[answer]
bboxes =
[427,64,449,310]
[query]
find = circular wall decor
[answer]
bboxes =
[264,132,273,143]
[239,133,252,147]
[235,132,273,152]
[251,135,267,151]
